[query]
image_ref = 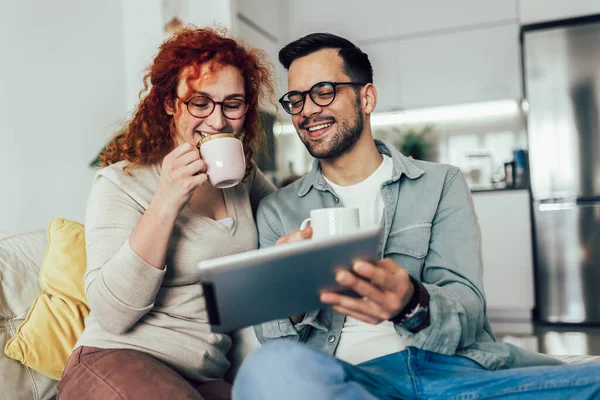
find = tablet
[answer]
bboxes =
[197,226,382,333]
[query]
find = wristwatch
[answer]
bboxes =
[389,276,430,333]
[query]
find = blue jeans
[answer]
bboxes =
[233,341,600,400]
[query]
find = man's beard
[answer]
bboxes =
[299,98,364,159]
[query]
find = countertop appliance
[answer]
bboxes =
[523,15,600,324]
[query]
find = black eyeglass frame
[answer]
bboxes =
[279,81,367,115]
[177,95,250,120]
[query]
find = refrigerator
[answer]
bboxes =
[523,17,600,324]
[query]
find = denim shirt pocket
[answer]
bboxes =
[257,319,299,339]
[384,223,432,271]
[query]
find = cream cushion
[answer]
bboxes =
[0,231,57,400]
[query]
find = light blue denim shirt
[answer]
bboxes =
[254,140,562,370]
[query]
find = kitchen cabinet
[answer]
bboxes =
[237,21,284,97]
[237,0,286,43]
[519,0,600,25]
[471,190,535,320]
[288,0,517,43]
[363,23,522,111]
[236,0,288,98]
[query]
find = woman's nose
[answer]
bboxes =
[206,104,227,130]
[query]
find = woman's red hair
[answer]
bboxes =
[100,26,275,174]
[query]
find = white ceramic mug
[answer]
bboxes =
[198,134,246,189]
[300,207,361,240]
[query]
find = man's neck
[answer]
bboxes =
[320,133,383,186]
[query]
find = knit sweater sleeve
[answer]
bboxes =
[83,174,166,335]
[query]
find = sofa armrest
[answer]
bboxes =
[1,230,58,400]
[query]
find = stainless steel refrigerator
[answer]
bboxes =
[523,17,600,324]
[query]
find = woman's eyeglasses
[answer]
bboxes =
[178,95,249,120]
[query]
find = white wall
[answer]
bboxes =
[0,0,126,232]
[519,0,600,25]
[122,0,164,114]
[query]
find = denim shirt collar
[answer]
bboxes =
[297,139,425,197]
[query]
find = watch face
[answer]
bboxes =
[402,307,429,330]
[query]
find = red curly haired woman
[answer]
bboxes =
[56,27,276,400]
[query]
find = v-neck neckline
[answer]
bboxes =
[182,188,237,235]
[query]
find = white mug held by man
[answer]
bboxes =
[299,207,361,240]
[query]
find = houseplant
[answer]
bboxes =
[399,124,436,161]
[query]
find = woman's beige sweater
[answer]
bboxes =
[74,160,275,382]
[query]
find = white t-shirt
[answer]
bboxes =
[324,155,413,365]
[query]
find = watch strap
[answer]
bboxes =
[389,276,430,333]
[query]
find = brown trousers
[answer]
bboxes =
[56,346,232,400]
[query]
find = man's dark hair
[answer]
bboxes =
[279,33,373,84]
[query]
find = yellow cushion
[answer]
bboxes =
[4,218,90,380]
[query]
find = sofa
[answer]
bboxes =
[0,228,259,400]
[2,228,599,400]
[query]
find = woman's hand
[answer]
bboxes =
[154,142,208,216]
[129,143,207,270]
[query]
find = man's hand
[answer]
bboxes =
[275,226,313,245]
[275,226,313,324]
[319,258,415,324]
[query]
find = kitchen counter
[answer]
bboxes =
[471,189,535,321]
[471,186,530,194]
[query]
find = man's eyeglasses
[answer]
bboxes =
[178,95,249,120]
[279,81,366,115]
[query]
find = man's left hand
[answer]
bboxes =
[319,259,415,324]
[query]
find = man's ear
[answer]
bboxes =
[164,95,176,116]
[362,83,377,115]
